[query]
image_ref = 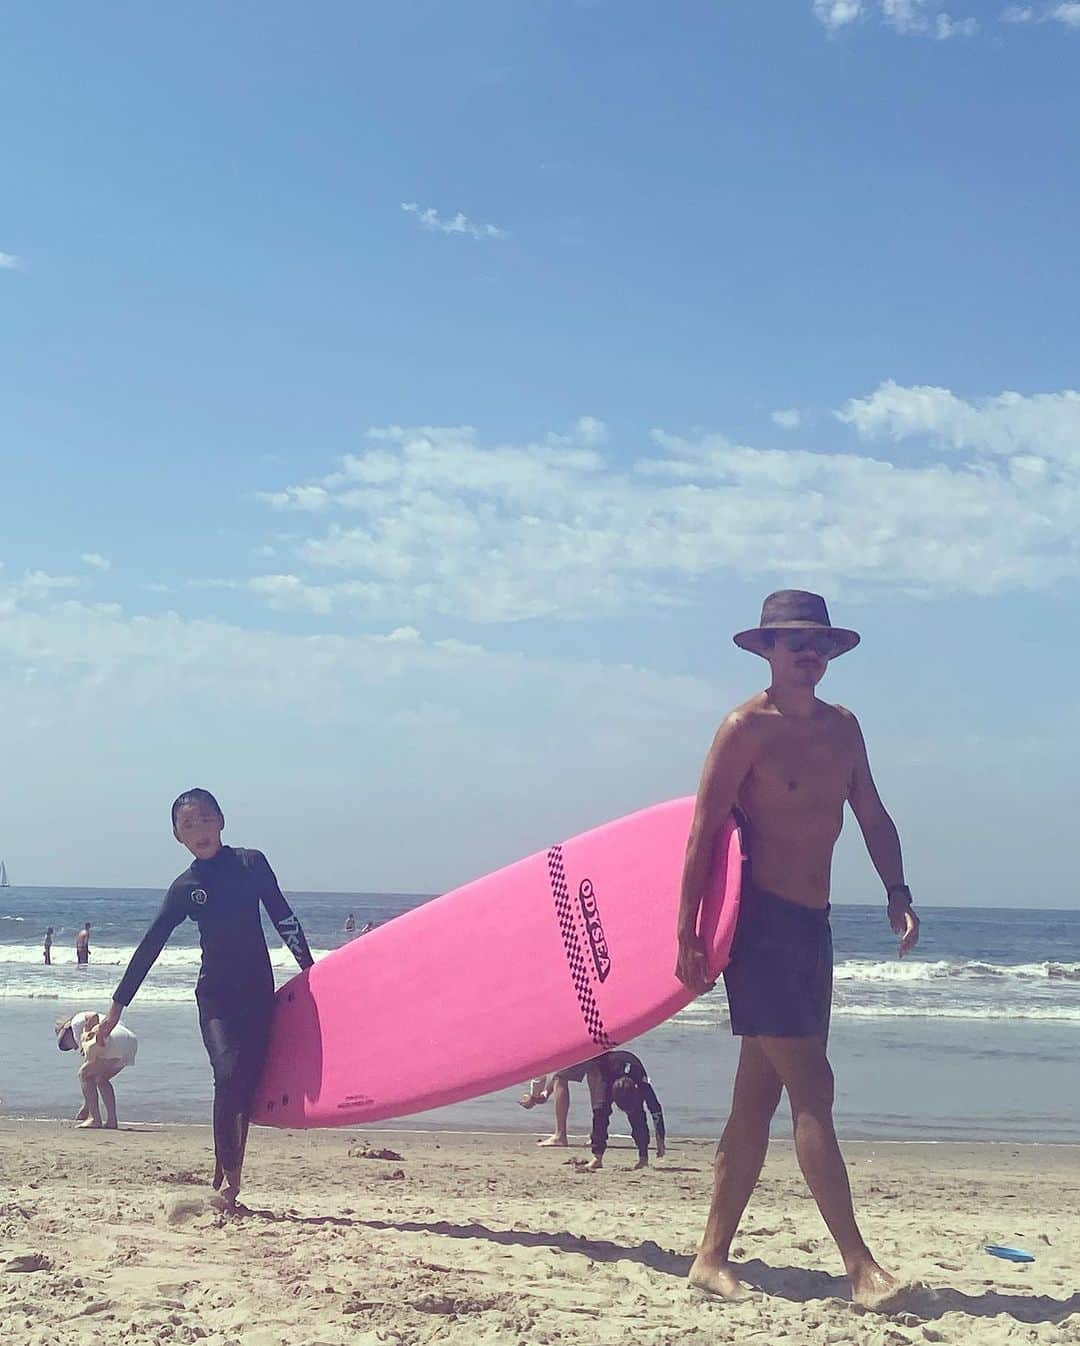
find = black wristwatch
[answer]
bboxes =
[886,884,913,905]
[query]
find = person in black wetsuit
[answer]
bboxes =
[529,1050,666,1169]
[95,788,314,1209]
[582,1051,666,1171]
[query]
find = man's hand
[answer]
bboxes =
[887,895,920,958]
[96,1002,122,1046]
[675,932,714,995]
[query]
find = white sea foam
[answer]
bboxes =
[3,949,1080,1019]
[834,1003,1080,1022]
[0,942,333,968]
[833,958,1080,984]
[666,999,1080,1027]
[6,947,1073,981]
[0,982,197,1003]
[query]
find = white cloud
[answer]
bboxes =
[936,12,978,34]
[400,202,506,241]
[814,0,865,28]
[881,0,930,31]
[247,573,335,615]
[836,380,1080,465]
[14,571,80,602]
[245,388,1080,620]
[999,1,1080,23]
[81,553,111,572]
[817,0,976,35]
[573,416,608,446]
[0,252,20,270]
[0,577,731,887]
[257,485,331,512]
[883,0,977,35]
[771,408,802,430]
[379,625,422,644]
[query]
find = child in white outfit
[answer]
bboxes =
[55,1010,138,1129]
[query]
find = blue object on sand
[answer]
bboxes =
[984,1244,1035,1263]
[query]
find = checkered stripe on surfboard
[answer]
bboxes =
[547,845,615,1050]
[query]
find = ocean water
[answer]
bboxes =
[2,886,1079,1141]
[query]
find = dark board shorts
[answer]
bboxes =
[723,885,833,1040]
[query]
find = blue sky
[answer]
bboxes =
[2,1,1078,901]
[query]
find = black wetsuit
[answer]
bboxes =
[113,846,313,1174]
[585,1051,666,1162]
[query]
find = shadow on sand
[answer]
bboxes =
[242,1209,1079,1326]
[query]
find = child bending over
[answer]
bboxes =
[55,1010,138,1130]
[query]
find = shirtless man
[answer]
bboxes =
[75,923,91,966]
[674,591,920,1312]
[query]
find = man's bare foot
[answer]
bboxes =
[76,1117,102,1129]
[103,1119,118,1130]
[209,1184,240,1213]
[849,1261,912,1312]
[688,1254,752,1301]
[633,1158,648,1170]
[74,1106,89,1122]
[537,1134,568,1147]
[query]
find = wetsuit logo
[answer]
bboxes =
[577,879,611,983]
[191,888,208,906]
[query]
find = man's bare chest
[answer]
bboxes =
[747,733,853,808]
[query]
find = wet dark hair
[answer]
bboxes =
[171,788,224,827]
[611,1076,639,1113]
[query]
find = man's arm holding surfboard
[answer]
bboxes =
[675,713,756,996]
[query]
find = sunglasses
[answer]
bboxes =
[775,631,838,657]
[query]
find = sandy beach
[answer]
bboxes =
[1,1121,1078,1346]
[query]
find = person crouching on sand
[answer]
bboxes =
[674,591,920,1312]
[525,1050,666,1169]
[56,1010,138,1129]
[92,788,315,1211]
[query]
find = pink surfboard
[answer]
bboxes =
[253,797,742,1129]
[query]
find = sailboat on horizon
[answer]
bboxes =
[0,859,9,887]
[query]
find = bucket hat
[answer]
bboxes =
[733,590,860,658]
